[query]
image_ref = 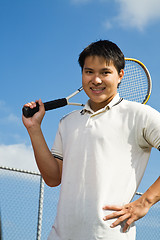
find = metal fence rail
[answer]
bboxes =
[0,166,160,240]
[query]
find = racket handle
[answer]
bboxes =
[22,102,40,118]
[22,98,67,118]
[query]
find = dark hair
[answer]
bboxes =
[78,40,125,73]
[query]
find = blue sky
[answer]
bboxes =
[0,0,160,193]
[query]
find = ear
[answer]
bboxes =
[118,69,124,84]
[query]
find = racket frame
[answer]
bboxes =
[124,58,152,104]
[66,86,84,106]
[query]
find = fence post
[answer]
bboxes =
[36,176,45,240]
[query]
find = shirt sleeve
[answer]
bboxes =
[141,106,160,151]
[51,122,63,160]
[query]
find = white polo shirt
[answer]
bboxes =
[48,94,160,240]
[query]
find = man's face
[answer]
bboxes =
[82,55,124,112]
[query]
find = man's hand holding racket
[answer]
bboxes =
[22,99,45,132]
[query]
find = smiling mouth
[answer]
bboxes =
[90,87,106,93]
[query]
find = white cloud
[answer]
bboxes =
[70,0,160,30]
[101,0,160,31]
[115,0,160,30]
[0,143,39,173]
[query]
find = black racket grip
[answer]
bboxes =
[22,102,40,118]
[22,98,67,118]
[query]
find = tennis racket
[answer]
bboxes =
[22,87,84,118]
[119,58,152,104]
[22,58,152,118]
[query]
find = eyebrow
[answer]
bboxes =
[83,67,92,70]
[83,67,112,71]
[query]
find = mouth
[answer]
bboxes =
[90,87,106,94]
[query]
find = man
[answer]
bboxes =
[22,40,160,240]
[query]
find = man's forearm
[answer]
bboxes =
[140,176,160,208]
[28,126,62,187]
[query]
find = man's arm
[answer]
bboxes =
[103,177,160,232]
[22,99,62,187]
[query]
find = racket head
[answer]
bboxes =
[118,58,152,104]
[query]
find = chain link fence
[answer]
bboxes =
[0,166,160,240]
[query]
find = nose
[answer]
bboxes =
[92,75,102,85]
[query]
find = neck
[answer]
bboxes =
[89,95,116,112]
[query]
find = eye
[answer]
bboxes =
[85,70,93,74]
[101,71,110,76]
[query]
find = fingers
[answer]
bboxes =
[38,99,43,106]
[103,209,126,221]
[103,205,124,222]
[23,99,44,110]
[22,99,45,120]
[24,101,37,109]
[109,212,131,227]
[103,210,132,233]
[103,204,135,232]
[122,218,135,233]
[103,205,122,211]
[103,204,137,232]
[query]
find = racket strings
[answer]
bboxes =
[118,61,149,103]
